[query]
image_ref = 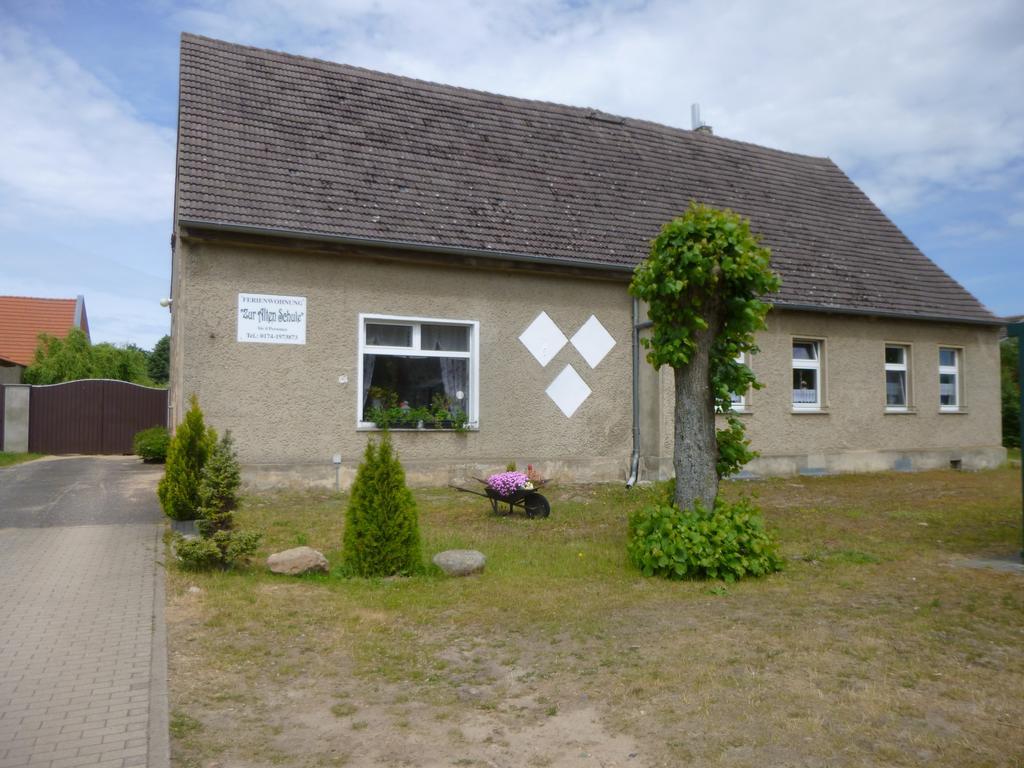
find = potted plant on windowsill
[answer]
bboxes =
[365,403,432,429]
[421,394,469,432]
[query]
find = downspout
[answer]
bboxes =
[626,298,653,488]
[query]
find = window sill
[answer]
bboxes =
[938,408,968,415]
[791,407,828,415]
[356,424,479,432]
[884,407,917,415]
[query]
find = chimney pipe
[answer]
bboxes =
[691,102,713,135]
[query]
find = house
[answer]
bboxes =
[0,295,90,384]
[169,34,1004,487]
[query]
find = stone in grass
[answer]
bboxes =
[267,546,329,575]
[433,549,486,577]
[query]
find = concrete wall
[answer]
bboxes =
[0,362,23,385]
[2,385,30,453]
[171,236,1005,486]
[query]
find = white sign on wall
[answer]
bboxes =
[237,293,307,345]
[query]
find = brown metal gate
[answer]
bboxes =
[28,380,168,455]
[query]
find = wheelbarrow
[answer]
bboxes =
[450,478,552,518]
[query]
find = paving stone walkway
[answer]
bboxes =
[0,458,167,768]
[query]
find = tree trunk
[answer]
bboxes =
[673,303,724,513]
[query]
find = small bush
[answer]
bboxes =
[173,429,262,570]
[133,426,170,463]
[175,529,261,570]
[158,394,216,520]
[197,431,241,537]
[342,433,422,577]
[174,536,222,570]
[628,497,782,581]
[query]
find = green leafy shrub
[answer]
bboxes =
[196,432,242,537]
[342,433,422,577]
[1002,338,1020,449]
[627,497,782,582]
[175,530,261,570]
[133,426,170,463]
[157,394,216,520]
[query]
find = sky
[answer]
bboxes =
[0,0,1021,349]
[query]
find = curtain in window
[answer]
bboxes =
[423,324,469,351]
[940,374,957,405]
[886,371,907,406]
[792,369,817,403]
[439,357,468,410]
[362,354,376,415]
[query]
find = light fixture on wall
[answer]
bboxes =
[159,298,173,310]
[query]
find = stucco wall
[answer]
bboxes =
[172,238,633,485]
[171,236,1004,486]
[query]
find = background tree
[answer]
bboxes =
[23,328,154,385]
[1002,337,1020,449]
[148,335,170,385]
[629,202,780,511]
[22,329,95,383]
[92,342,151,383]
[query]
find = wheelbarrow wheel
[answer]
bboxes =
[525,493,550,519]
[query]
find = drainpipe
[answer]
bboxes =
[626,298,653,488]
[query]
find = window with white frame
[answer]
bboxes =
[729,352,748,411]
[938,347,960,411]
[884,345,909,410]
[792,339,822,409]
[358,314,478,426]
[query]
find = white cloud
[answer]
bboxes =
[177,0,1024,213]
[0,24,175,222]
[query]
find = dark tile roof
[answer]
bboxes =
[176,33,997,325]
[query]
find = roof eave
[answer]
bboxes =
[177,218,1001,327]
[177,218,636,274]
[773,301,1003,327]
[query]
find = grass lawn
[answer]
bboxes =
[167,469,1024,768]
[1008,446,1021,463]
[0,451,43,467]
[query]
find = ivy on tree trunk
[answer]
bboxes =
[629,202,779,511]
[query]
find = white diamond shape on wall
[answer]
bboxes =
[570,315,616,368]
[545,364,592,418]
[519,311,567,367]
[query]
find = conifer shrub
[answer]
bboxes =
[342,433,422,577]
[627,497,782,582]
[173,536,222,570]
[158,394,217,520]
[133,426,170,463]
[175,530,262,571]
[174,429,262,570]
[196,432,242,537]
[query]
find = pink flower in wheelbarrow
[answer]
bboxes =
[487,471,530,497]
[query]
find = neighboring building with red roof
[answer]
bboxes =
[0,296,90,384]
